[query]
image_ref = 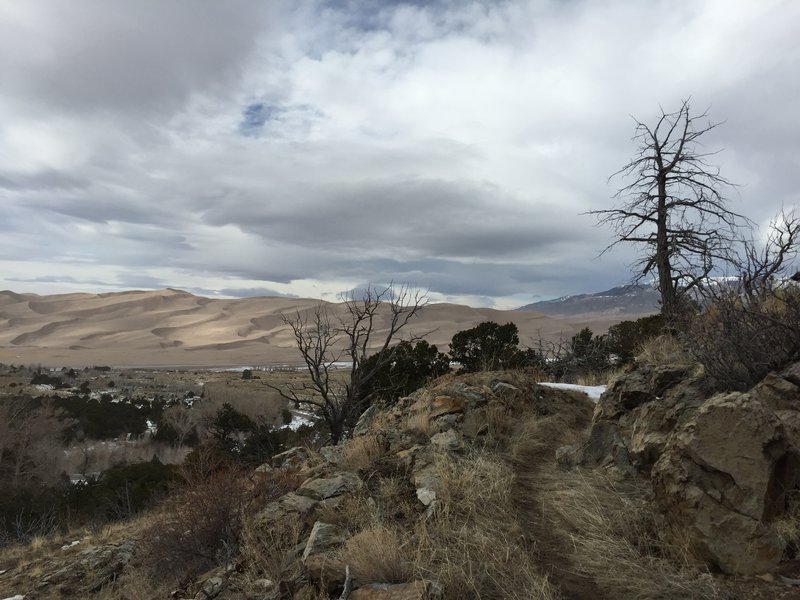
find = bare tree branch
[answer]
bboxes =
[267,284,428,444]
[589,99,750,318]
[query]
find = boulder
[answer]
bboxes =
[461,408,489,438]
[652,392,795,574]
[297,472,362,501]
[272,446,310,470]
[302,521,349,583]
[194,575,225,600]
[253,492,318,528]
[556,420,633,477]
[491,381,519,396]
[451,383,489,408]
[35,541,134,594]
[593,364,691,423]
[411,457,441,508]
[353,405,378,436]
[430,430,463,453]
[429,395,465,418]
[564,366,710,475]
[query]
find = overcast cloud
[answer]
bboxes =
[0,0,798,308]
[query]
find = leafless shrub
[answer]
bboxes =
[238,515,306,592]
[683,286,800,390]
[138,447,247,582]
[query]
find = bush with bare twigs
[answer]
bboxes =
[138,448,248,582]
[683,285,800,390]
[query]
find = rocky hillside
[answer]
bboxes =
[4,364,800,599]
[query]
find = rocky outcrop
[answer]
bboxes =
[297,472,363,501]
[35,542,135,596]
[652,392,794,574]
[564,359,800,575]
[562,363,708,476]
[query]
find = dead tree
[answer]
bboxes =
[739,208,800,299]
[591,100,749,319]
[271,284,427,444]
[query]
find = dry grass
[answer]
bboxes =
[338,524,414,584]
[637,334,692,368]
[571,366,625,387]
[404,409,433,439]
[507,399,722,599]
[773,489,800,554]
[485,401,512,439]
[340,434,387,472]
[313,493,372,532]
[411,449,560,599]
[239,515,306,591]
[537,469,723,599]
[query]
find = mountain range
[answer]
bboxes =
[517,284,660,318]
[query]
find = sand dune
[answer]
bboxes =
[0,289,630,368]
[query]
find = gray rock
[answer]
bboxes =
[272,446,310,469]
[36,541,135,594]
[491,381,519,396]
[195,575,225,600]
[353,404,378,436]
[431,430,463,453]
[319,444,344,464]
[302,521,349,583]
[253,492,318,528]
[297,471,363,500]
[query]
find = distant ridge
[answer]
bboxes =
[517,284,660,318]
[0,288,633,368]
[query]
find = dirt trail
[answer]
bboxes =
[510,392,604,600]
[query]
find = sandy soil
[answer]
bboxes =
[0,288,645,368]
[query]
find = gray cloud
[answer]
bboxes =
[0,0,797,307]
[0,1,276,116]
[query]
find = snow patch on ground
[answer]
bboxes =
[61,540,81,551]
[539,382,606,402]
[283,412,316,431]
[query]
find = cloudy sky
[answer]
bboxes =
[0,0,797,308]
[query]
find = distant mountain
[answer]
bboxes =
[0,288,635,368]
[517,284,660,318]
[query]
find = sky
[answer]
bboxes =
[0,0,798,309]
